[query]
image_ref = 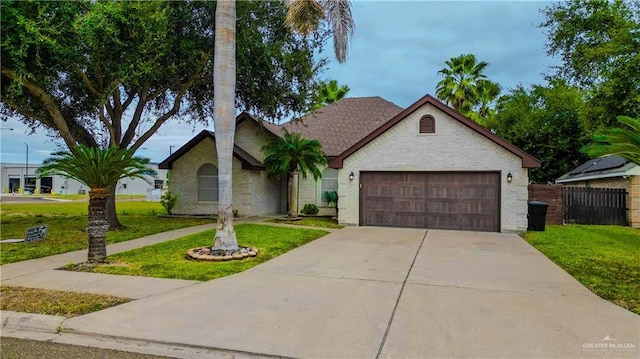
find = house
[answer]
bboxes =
[159,94,540,232]
[556,155,640,227]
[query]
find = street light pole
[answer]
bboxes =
[169,145,175,155]
[24,143,28,192]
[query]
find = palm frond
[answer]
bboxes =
[37,145,156,189]
[261,129,328,180]
[581,116,640,164]
[285,0,325,35]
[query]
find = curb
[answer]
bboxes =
[1,311,65,334]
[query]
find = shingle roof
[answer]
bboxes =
[282,97,404,157]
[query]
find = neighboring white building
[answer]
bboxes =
[0,162,168,195]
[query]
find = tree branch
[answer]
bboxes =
[0,97,47,123]
[2,67,77,148]
[131,75,198,151]
[121,84,149,148]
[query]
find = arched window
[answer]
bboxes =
[419,115,435,133]
[321,168,338,205]
[197,164,218,202]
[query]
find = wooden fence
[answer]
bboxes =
[563,187,628,225]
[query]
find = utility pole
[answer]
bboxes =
[169,145,175,155]
[24,143,28,192]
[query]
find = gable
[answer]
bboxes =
[158,130,264,170]
[339,103,527,171]
[235,113,280,162]
[329,94,540,169]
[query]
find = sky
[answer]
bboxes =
[0,0,560,165]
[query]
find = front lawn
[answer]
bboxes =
[1,201,212,265]
[76,223,328,281]
[525,225,640,314]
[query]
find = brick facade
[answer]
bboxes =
[168,127,282,217]
[339,103,529,232]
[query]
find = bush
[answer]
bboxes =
[160,191,178,214]
[324,190,338,206]
[301,203,319,215]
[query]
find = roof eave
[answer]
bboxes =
[157,129,266,170]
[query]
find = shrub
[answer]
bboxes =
[160,191,178,215]
[301,203,319,215]
[324,190,338,207]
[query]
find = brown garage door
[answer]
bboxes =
[360,172,500,231]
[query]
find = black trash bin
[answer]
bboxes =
[527,200,549,231]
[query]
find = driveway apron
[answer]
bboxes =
[60,228,639,359]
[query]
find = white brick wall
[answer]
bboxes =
[338,103,529,232]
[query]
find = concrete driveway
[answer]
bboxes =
[62,228,639,358]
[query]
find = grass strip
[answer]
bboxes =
[0,286,130,317]
[266,216,344,229]
[525,225,640,314]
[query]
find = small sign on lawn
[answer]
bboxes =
[24,225,48,242]
[0,225,48,243]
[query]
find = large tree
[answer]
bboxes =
[1,0,326,229]
[37,146,153,263]
[211,0,354,250]
[262,130,327,218]
[435,54,500,125]
[541,0,640,129]
[491,79,589,184]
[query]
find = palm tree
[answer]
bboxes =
[582,116,640,164]
[211,0,354,249]
[211,0,238,250]
[476,79,501,118]
[262,130,328,218]
[436,54,489,114]
[312,79,350,110]
[37,146,154,263]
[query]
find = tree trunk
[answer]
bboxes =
[106,184,122,230]
[289,171,299,218]
[87,188,109,263]
[212,0,238,250]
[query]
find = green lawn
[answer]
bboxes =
[525,225,640,314]
[78,223,328,281]
[1,201,212,265]
[266,216,344,229]
[0,286,130,317]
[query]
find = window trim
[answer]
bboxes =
[197,164,219,202]
[319,168,339,206]
[419,115,435,134]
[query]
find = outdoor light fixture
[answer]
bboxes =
[349,171,354,181]
[507,172,513,183]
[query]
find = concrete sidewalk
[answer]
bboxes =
[3,227,639,358]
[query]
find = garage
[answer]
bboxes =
[360,171,500,232]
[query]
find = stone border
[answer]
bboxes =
[186,246,259,262]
